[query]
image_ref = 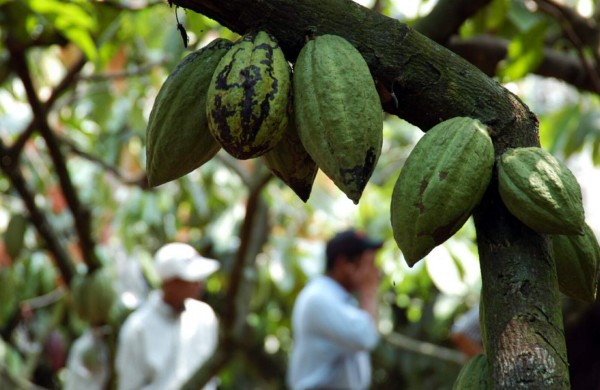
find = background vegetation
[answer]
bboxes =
[1,0,599,388]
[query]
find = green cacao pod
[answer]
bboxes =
[262,111,318,202]
[206,31,290,159]
[453,353,492,390]
[146,38,232,187]
[552,223,600,302]
[4,214,27,259]
[71,268,117,326]
[293,34,383,204]
[498,147,585,235]
[390,117,494,267]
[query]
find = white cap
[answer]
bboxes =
[154,243,220,282]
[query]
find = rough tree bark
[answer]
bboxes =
[172,0,570,388]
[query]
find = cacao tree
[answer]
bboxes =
[1,0,600,389]
[169,0,598,388]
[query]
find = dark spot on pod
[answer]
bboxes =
[338,147,377,192]
[419,179,428,195]
[430,214,466,245]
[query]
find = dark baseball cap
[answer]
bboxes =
[326,229,384,260]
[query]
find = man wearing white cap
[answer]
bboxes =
[116,242,220,390]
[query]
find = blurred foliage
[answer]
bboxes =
[0,0,599,389]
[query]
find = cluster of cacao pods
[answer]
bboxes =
[389,116,599,301]
[497,146,599,302]
[146,31,383,203]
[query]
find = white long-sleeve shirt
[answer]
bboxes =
[288,275,380,390]
[64,328,110,390]
[116,291,218,390]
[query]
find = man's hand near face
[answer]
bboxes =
[352,250,379,320]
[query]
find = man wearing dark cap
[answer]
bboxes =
[116,242,220,390]
[288,229,384,390]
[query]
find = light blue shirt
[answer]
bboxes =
[288,275,380,390]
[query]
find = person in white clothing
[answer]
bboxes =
[116,242,220,390]
[63,327,111,390]
[288,229,384,390]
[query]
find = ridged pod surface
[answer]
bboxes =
[263,112,318,202]
[391,117,494,267]
[146,38,232,187]
[206,31,290,159]
[552,223,600,302]
[71,268,117,326]
[453,354,492,390]
[498,147,584,234]
[293,34,383,204]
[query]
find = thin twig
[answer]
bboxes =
[385,332,466,365]
[60,135,149,188]
[534,0,600,91]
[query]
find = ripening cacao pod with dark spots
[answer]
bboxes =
[206,31,290,159]
[498,147,585,235]
[552,223,600,302]
[391,117,494,267]
[262,111,318,202]
[293,34,383,204]
[452,353,492,390]
[146,38,232,187]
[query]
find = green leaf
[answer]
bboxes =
[539,104,579,153]
[564,110,600,158]
[27,0,98,60]
[498,21,547,81]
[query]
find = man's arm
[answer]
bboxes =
[307,254,381,352]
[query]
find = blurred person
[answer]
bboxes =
[288,229,384,390]
[64,327,110,390]
[116,242,220,390]
[450,303,484,358]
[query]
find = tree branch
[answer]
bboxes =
[8,47,101,273]
[182,171,272,389]
[448,34,600,94]
[412,0,493,44]
[9,55,86,159]
[0,140,76,283]
[534,0,600,91]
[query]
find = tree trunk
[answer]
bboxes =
[172,0,570,387]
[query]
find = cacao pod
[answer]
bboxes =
[262,111,318,202]
[206,31,290,159]
[453,353,492,390]
[4,213,27,259]
[498,147,584,234]
[390,117,494,267]
[552,223,600,302]
[71,267,117,326]
[146,38,232,187]
[293,34,383,204]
